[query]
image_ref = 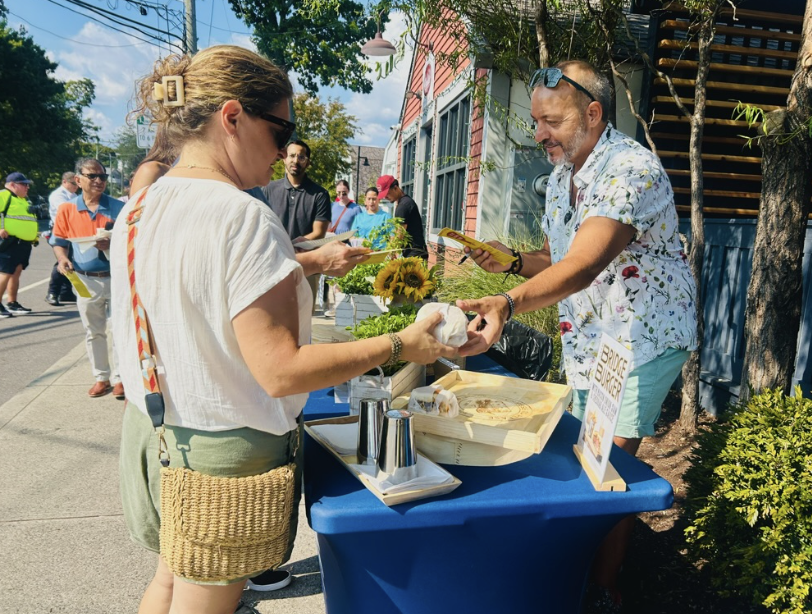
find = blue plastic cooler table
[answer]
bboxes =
[303,356,673,614]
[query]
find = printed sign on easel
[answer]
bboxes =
[574,333,633,488]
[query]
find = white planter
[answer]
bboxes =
[348,362,426,415]
[334,292,389,328]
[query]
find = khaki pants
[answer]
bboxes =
[76,274,119,383]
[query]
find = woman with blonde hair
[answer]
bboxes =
[111,45,455,614]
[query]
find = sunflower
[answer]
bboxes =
[395,258,435,301]
[373,259,400,300]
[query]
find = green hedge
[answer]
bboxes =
[684,387,812,614]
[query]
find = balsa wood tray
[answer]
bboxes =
[305,415,462,507]
[392,370,572,455]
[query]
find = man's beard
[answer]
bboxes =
[547,118,589,167]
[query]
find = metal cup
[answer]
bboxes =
[357,398,388,465]
[376,409,418,484]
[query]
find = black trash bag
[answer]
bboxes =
[485,319,553,381]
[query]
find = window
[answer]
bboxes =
[420,126,433,224]
[432,96,470,232]
[400,137,416,196]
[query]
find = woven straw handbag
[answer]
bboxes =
[126,188,297,582]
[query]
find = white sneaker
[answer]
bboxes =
[246,569,292,592]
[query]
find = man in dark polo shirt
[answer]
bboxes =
[376,175,428,259]
[262,139,331,242]
[262,139,331,310]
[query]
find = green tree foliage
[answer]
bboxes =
[228,0,386,94]
[0,22,96,198]
[112,127,148,185]
[684,387,812,614]
[271,93,357,192]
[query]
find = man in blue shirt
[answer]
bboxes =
[50,159,125,399]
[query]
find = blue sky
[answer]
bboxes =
[5,0,411,149]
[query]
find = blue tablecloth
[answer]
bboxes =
[303,356,674,614]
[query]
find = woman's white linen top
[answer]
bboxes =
[110,177,312,435]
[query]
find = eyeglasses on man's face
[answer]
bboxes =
[80,172,109,182]
[287,152,308,163]
[530,68,597,103]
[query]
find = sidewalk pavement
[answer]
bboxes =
[0,338,328,613]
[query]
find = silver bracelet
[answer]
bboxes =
[383,333,403,367]
[495,292,515,321]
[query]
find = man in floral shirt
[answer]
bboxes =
[458,59,697,610]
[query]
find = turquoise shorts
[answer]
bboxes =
[571,347,690,439]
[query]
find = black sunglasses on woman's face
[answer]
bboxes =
[530,68,597,103]
[250,110,296,150]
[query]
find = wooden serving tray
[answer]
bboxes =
[392,370,572,454]
[305,415,462,507]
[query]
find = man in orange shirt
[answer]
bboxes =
[51,159,125,398]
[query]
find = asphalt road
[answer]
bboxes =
[0,236,86,406]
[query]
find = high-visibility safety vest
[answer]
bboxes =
[0,189,38,241]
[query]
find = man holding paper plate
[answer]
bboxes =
[51,158,125,399]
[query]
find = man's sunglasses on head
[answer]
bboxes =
[530,68,597,103]
[81,172,109,181]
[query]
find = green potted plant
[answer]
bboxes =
[345,305,427,414]
[332,263,389,327]
[331,218,421,326]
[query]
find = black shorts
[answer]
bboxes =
[0,238,32,274]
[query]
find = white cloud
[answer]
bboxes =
[52,22,159,107]
[83,108,115,136]
[228,33,257,51]
[30,9,414,148]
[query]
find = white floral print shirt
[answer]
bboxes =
[541,124,698,389]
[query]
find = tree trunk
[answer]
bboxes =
[679,11,715,432]
[535,0,550,67]
[740,0,812,400]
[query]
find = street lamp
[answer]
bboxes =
[360,10,396,57]
[355,146,370,200]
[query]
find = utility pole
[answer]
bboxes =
[184,0,197,54]
[355,145,362,200]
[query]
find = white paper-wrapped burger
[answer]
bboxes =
[416,302,469,347]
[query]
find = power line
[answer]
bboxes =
[59,0,178,38]
[8,10,149,48]
[43,0,184,52]
[196,18,252,36]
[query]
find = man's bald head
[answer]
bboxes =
[554,60,613,122]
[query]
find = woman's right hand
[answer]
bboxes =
[396,312,457,364]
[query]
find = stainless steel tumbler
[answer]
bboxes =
[357,398,388,465]
[376,409,418,484]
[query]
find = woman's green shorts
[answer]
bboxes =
[119,402,303,584]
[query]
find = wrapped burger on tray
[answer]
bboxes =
[408,384,460,418]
